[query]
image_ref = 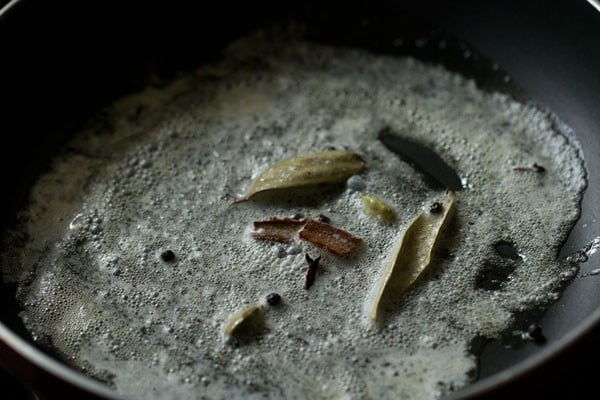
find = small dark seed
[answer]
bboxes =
[532,163,546,173]
[292,213,305,220]
[527,324,546,343]
[513,163,546,173]
[266,293,282,306]
[160,250,176,262]
[430,202,443,214]
[315,214,330,223]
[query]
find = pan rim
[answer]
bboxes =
[0,322,123,399]
[1,308,599,398]
[450,306,600,399]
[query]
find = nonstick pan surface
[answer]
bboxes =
[1,0,599,399]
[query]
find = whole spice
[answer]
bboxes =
[160,250,176,262]
[235,150,366,202]
[532,163,546,173]
[223,306,264,342]
[299,220,362,255]
[304,254,321,290]
[361,195,396,224]
[513,162,546,173]
[429,202,443,214]
[526,324,546,343]
[266,293,282,306]
[369,191,455,322]
[251,218,306,243]
[251,217,362,255]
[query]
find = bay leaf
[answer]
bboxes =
[369,191,455,322]
[237,150,366,202]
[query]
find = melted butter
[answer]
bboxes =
[0,29,587,399]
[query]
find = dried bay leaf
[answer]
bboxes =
[369,191,455,322]
[237,150,365,202]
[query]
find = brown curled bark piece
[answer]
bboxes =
[251,218,306,243]
[299,220,362,255]
[251,217,362,255]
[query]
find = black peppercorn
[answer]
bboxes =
[160,250,176,262]
[430,202,443,214]
[527,324,546,343]
[266,293,282,306]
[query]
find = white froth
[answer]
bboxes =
[0,31,586,399]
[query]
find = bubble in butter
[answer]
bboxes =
[0,28,586,399]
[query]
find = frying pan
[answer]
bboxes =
[1,0,599,398]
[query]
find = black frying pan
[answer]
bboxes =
[1,0,599,398]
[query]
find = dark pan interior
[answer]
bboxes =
[1,0,599,398]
